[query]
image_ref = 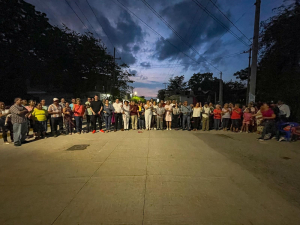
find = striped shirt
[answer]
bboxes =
[48,104,63,118]
[9,104,27,124]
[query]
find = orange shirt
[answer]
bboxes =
[73,104,85,117]
[213,109,222,119]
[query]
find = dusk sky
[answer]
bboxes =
[26,0,288,98]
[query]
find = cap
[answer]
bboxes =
[53,98,59,101]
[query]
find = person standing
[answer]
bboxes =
[31,103,48,139]
[151,101,158,130]
[122,101,130,131]
[138,102,145,130]
[90,95,104,133]
[164,101,173,130]
[222,103,231,131]
[156,103,165,130]
[59,98,66,109]
[9,98,28,146]
[192,103,201,131]
[144,100,153,131]
[277,100,290,122]
[181,101,192,131]
[0,102,13,144]
[41,99,50,133]
[63,102,74,135]
[48,98,64,137]
[103,99,114,132]
[85,97,92,133]
[130,101,138,130]
[69,98,76,110]
[213,104,222,131]
[231,104,242,132]
[201,102,210,131]
[73,98,86,134]
[172,102,181,130]
[113,99,123,132]
[25,100,35,137]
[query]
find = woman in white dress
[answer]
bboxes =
[164,101,173,130]
[144,100,153,130]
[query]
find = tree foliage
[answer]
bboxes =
[157,89,165,101]
[0,0,134,103]
[167,75,188,91]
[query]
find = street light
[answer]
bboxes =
[134,91,137,96]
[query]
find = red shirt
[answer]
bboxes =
[73,104,85,117]
[231,108,242,119]
[213,109,222,119]
[130,105,138,116]
[262,108,274,118]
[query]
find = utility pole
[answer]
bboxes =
[246,48,252,104]
[249,0,261,103]
[111,47,121,95]
[219,72,223,106]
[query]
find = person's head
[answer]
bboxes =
[105,99,109,104]
[150,98,153,102]
[248,103,253,108]
[71,98,75,104]
[0,102,5,109]
[175,102,178,108]
[53,98,59,105]
[262,102,270,110]
[140,102,143,106]
[22,99,27,106]
[229,103,233,108]
[87,97,92,102]
[41,99,46,106]
[172,100,176,104]
[195,103,200,107]
[166,100,170,105]
[76,98,81,105]
[28,100,35,107]
[61,98,65,103]
[183,101,188,106]
[116,99,119,103]
[278,100,283,105]
[158,103,162,107]
[204,102,208,107]
[36,103,42,110]
[65,102,70,108]
[160,100,164,104]
[178,102,182,105]
[216,104,221,109]
[234,103,240,109]
[15,98,22,106]
[209,102,213,107]
[142,102,145,107]
[153,101,157,106]
[244,108,250,113]
[94,95,99,101]
[125,101,129,106]
[92,97,95,101]
[224,103,228,108]
[146,100,150,105]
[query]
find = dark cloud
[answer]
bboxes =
[154,1,231,63]
[140,62,151,68]
[133,44,140,52]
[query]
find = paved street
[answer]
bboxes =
[1,130,300,225]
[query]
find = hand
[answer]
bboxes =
[103,111,107,113]
[98,111,101,115]
[93,112,96,115]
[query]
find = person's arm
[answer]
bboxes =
[285,105,291,118]
[89,103,96,115]
[99,103,103,113]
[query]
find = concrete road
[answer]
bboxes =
[0,130,300,225]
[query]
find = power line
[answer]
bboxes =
[64,0,91,33]
[192,0,250,47]
[140,0,221,72]
[114,0,215,70]
[208,0,252,43]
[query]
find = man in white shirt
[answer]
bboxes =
[277,100,290,122]
[122,101,130,130]
[113,99,123,131]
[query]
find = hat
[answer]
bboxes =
[53,98,59,101]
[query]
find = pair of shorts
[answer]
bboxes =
[34,121,47,132]
[232,119,241,129]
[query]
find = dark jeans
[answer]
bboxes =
[214,119,221,130]
[114,113,122,130]
[173,115,179,128]
[0,119,13,142]
[222,118,230,129]
[86,115,91,132]
[51,117,63,135]
[105,115,112,131]
[35,121,47,133]
[151,115,157,128]
[91,114,102,131]
[75,116,83,133]
[232,119,241,129]
[65,120,73,134]
[261,120,276,139]
[182,115,191,130]
[139,118,145,129]
[193,117,200,129]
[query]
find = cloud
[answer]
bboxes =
[140,61,151,68]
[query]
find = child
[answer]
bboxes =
[241,108,252,133]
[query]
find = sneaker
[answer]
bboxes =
[154,128,156,130]
[264,133,272,140]
[100,130,105,133]
[257,137,263,141]
[92,130,96,134]
[279,137,286,142]
[169,128,172,131]
[4,142,9,145]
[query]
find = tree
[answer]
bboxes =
[188,72,218,92]
[167,75,188,91]
[130,96,146,103]
[233,68,249,82]
[157,89,165,101]
[257,2,300,120]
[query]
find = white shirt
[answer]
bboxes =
[278,104,290,118]
[113,102,123,113]
[152,105,158,115]
[192,107,201,117]
[122,105,130,116]
[201,106,210,118]
[222,108,231,119]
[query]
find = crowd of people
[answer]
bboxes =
[0,95,293,147]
